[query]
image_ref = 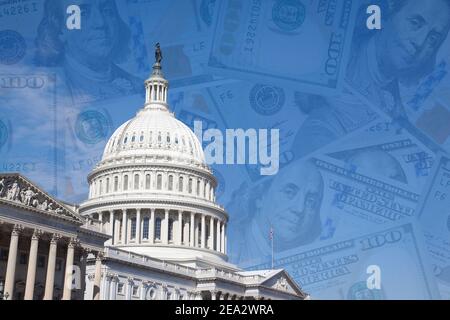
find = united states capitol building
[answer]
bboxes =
[0,52,306,300]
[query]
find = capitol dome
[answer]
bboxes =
[79,56,233,270]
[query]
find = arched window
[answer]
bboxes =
[155,218,162,240]
[123,175,128,191]
[143,217,149,239]
[188,178,193,194]
[131,218,136,239]
[99,180,103,195]
[146,174,151,189]
[106,178,110,193]
[168,175,173,191]
[204,182,207,198]
[197,180,200,196]
[157,174,162,190]
[131,135,136,143]
[134,174,140,190]
[179,177,183,192]
[114,176,118,192]
[168,219,174,241]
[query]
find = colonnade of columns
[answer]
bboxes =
[1,223,102,300]
[91,209,227,254]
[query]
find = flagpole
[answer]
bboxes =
[271,226,274,270]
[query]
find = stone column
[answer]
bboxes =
[177,211,182,245]
[163,209,169,245]
[136,209,141,244]
[201,214,206,249]
[79,249,89,300]
[109,210,114,238]
[194,216,199,247]
[98,212,103,233]
[44,234,60,300]
[149,209,155,244]
[4,225,22,300]
[110,275,118,300]
[24,229,42,300]
[62,238,77,300]
[190,212,195,247]
[221,223,225,254]
[208,217,214,249]
[93,252,103,300]
[216,219,221,252]
[122,209,127,245]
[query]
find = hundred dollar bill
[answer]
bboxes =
[226,154,420,266]
[324,130,435,192]
[206,81,377,182]
[345,0,450,153]
[0,73,58,194]
[416,155,450,299]
[55,94,147,203]
[208,0,357,93]
[244,223,440,299]
[0,0,152,105]
[129,0,229,90]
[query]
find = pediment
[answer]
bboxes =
[261,270,307,298]
[0,173,83,223]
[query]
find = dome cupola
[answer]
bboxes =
[79,44,232,270]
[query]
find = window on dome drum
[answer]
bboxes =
[134,174,139,190]
[119,220,122,240]
[140,135,144,142]
[168,175,173,191]
[179,177,183,192]
[158,132,161,142]
[157,174,162,190]
[133,286,139,297]
[155,218,162,240]
[198,223,202,246]
[99,180,103,195]
[197,180,200,196]
[114,176,119,191]
[124,137,128,144]
[123,175,128,191]
[167,133,170,143]
[143,217,149,239]
[168,218,174,241]
[146,174,151,189]
[131,218,136,239]
[188,178,193,193]
[175,135,179,144]
[132,135,136,143]
[106,178,110,193]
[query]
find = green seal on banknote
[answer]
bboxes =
[272,0,306,32]
[249,84,285,116]
[347,281,383,300]
[75,110,112,145]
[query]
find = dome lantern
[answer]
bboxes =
[144,43,169,111]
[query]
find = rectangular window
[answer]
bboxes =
[133,286,139,297]
[106,178,110,193]
[134,174,140,190]
[55,259,62,271]
[123,175,128,191]
[168,175,173,191]
[37,255,45,268]
[131,218,137,239]
[143,218,149,239]
[155,218,162,240]
[0,248,8,261]
[146,174,151,189]
[157,174,162,190]
[188,178,193,193]
[19,253,27,265]
[118,283,124,294]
